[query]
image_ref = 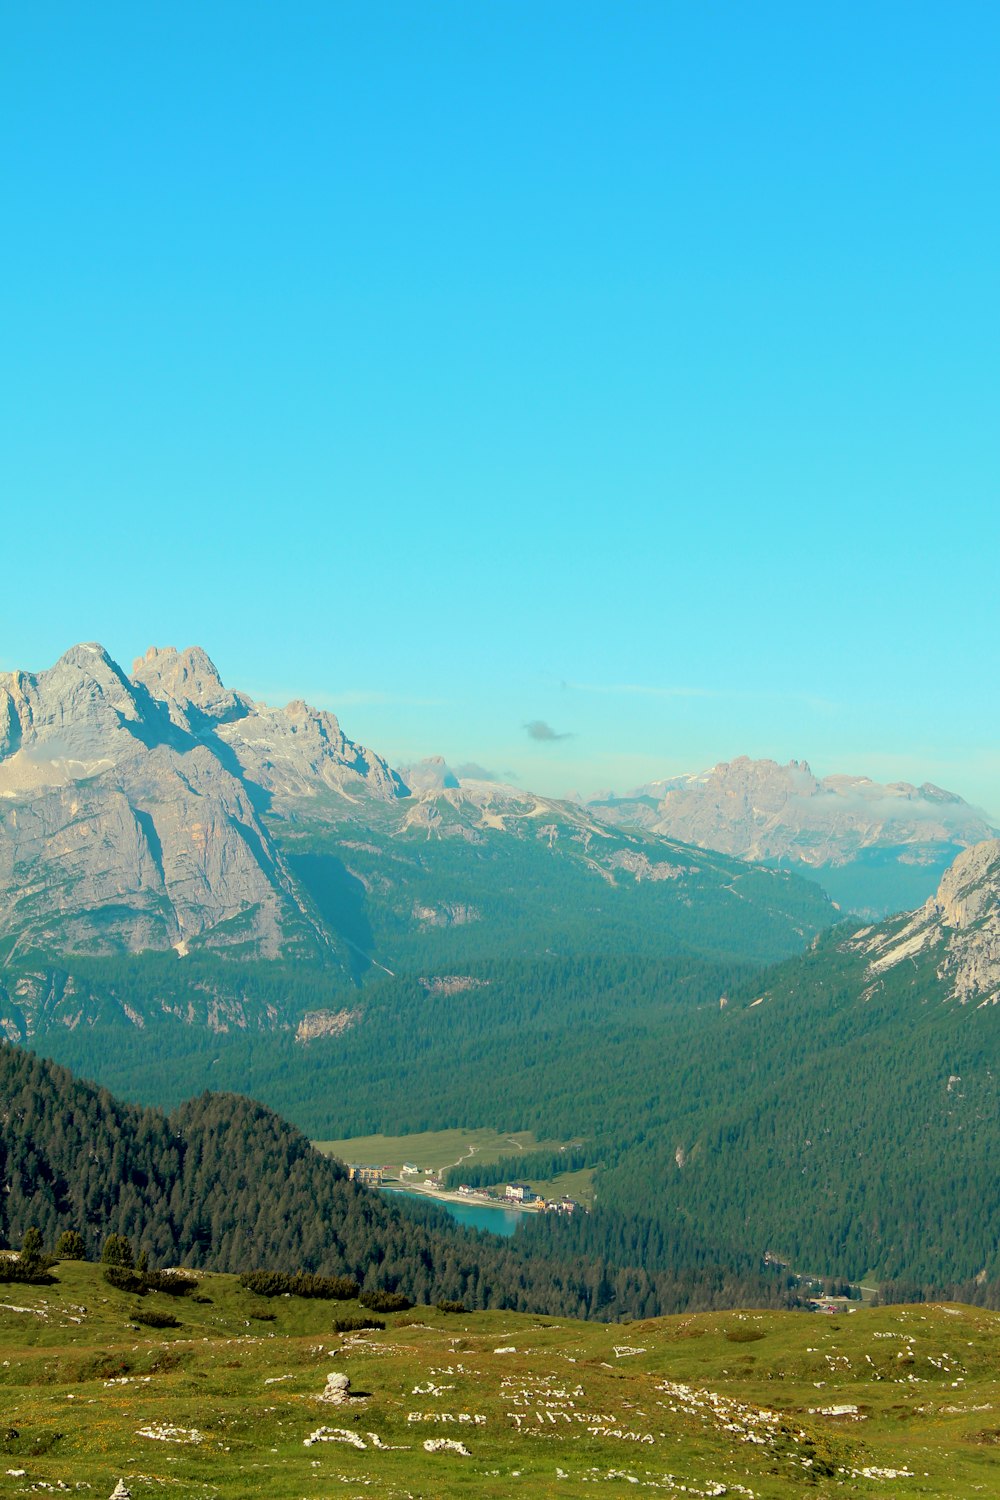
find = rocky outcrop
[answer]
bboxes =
[852,839,1000,1005]
[318,1371,352,1404]
[418,975,490,996]
[295,1008,362,1043]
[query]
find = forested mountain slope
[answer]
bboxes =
[0,1045,796,1319]
[33,843,1000,1296]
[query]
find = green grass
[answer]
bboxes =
[523,1164,596,1206]
[313,1126,568,1176]
[4,1263,1000,1497]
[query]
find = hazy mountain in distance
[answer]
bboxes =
[590,756,996,917]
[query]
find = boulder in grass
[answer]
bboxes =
[318,1371,351,1404]
[109,1484,131,1500]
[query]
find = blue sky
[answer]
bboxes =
[3,3,998,814]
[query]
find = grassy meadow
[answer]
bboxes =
[3,1263,1000,1497]
[313,1127,570,1177]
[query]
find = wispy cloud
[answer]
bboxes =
[328,689,449,708]
[454,761,515,782]
[567,680,719,700]
[562,679,838,714]
[525,719,574,742]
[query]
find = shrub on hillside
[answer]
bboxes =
[130,1306,180,1329]
[359,1288,413,1313]
[238,1270,360,1300]
[0,1254,55,1286]
[0,1228,56,1285]
[332,1315,385,1333]
[724,1327,766,1343]
[143,1269,197,1296]
[435,1299,466,1314]
[56,1230,87,1260]
[101,1234,135,1269]
[103,1265,145,1294]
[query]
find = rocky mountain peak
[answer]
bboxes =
[398,756,460,793]
[0,641,413,962]
[0,642,148,775]
[132,644,250,728]
[129,647,404,804]
[931,838,1000,931]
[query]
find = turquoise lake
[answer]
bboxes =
[383,1185,521,1237]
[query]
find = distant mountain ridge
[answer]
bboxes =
[590,755,996,916]
[0,646,835,1015]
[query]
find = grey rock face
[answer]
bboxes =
[855,838,1000,1005]
[132,644,252,730]
[0,643,400,959]
[133,645,407,805]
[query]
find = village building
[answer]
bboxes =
[505,1182,535,1203]
[348,1164,384,1186]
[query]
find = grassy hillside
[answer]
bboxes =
[314,1126,572,1176]
[3,1262,999,1498]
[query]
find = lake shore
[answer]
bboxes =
[382,1179,540,1214]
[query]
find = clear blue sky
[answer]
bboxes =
[2,3,998,814]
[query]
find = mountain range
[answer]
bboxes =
[0,643,836,1014]
[589,755,996,916]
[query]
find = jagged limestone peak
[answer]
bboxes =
[132,644,250,726]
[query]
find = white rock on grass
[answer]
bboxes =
[304,1426,367,1449]
[423,1437,471,1455]
[136,1423,202,1444]
[318,1371,351,1403]
[109,1484,131,1500]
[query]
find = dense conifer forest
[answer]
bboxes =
[21,918,1000,1294]
[0,1044,798,1319]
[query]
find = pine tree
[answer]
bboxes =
[56,1229,87,1260]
